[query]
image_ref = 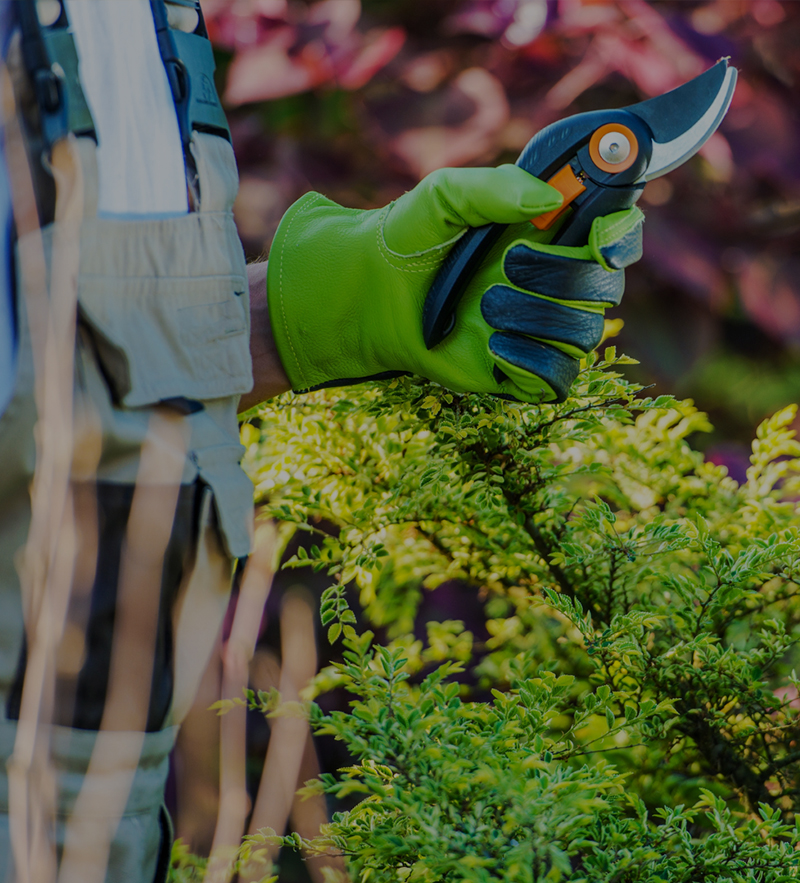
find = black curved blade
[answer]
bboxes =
[628,58,737,181]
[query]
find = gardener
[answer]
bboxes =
[0,1,642,881]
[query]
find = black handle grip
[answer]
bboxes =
[421,181,645,349]
[421,211,578,350]
[421,223,507,349]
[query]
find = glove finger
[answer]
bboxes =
[383,165,563,256]
[489,332,580,403]
[589,207,644,270]
[482,285,604,354]
[504,244,625,306]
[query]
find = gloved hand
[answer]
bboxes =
[267,165,643,403]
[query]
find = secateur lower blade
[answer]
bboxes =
[422,58,738,350]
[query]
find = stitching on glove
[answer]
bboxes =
[484,346,498,383]
[593,210,644,253]
[507,237,593,265]
[518,290,608,313]
[279,192,326,389]
[377,204,465,271]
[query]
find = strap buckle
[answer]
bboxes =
[150,0,231,149]
[15,0,96,150]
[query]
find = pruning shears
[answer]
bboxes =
[422,58,738,349]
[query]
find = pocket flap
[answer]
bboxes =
[77,211,253,409]
[192,442,254,560]
[80,274,251,408]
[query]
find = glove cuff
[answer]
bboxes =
[267,192,392,392]
[267,191,337,391]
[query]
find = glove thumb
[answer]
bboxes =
[383,164,563,256]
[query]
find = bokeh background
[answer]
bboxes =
[172,3,800,879]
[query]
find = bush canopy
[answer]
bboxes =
[229,350,800,882]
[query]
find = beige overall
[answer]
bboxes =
[0,77,254,883]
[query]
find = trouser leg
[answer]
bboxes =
[0,482,198,883]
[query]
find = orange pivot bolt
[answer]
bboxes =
[588,123,639,174]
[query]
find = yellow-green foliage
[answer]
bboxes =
[239,351,800,881]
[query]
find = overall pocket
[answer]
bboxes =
[77,210,252,409]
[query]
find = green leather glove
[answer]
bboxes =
[267,165,643,403]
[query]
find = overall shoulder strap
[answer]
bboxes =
[150,0,231,207]
[149,0,231,148]
[10,0,97,225]
[14,0,95,152]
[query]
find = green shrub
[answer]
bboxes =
[238,350,800,882]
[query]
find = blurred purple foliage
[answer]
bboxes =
[205,0,800,442]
